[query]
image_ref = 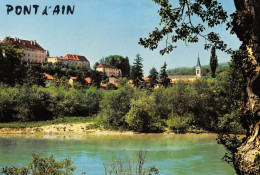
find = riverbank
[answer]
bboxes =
[0,122,137,136]
[0,117,210,136]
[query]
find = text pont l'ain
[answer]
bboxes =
[6,5,75,15]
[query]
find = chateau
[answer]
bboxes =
[2,37,47,63]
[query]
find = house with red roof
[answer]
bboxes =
[96,64,122,78]
[44,73,54,85]
[47,54,90,70]
[2,37,47,63]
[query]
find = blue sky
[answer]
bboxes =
[0,0,241,76]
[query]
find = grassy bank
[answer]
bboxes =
[0,117,98,129]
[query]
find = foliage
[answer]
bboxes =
[131,54,144,87]
[103,150,159,175]
[0,117,98,129]
[167,113,191,133]
[106,83,118,90]
[126,95,163,133]
[42,63,90,79]
[1,151,159,175]
[139,0,229,55]
[24,64,46,86]
[100,86,133,129]
[210,46,218,78]
[118,77,129,87]
[1,154,76,175]
[152,87,170,120]
[14,85,53,121]
[0,85,103,122]
[0,42,25,86]
[167,62,229,77]
[90,70,103,87]
[159,62,171,87]
[148,67,159,88]
[75,74,88,87]
[217,134,243,165]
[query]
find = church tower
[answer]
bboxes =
[196,53,201,78]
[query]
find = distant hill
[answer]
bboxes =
[167,62,229,76]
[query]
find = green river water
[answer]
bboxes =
[0,134,236,175]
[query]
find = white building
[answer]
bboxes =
[47,54,90,70]
[2,37,46,63]
[96,64,122,78]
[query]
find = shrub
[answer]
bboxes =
[14,86,53,121]
[77,87,103,116]
[0,84,18,122]
[126,95,163,133]
[100,86,133,129]
[167,113,192,133]
[1,154,76,175]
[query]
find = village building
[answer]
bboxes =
[96,64,122,84]
[44,73,54,85]
[2,37,47,63]
[169,56,202,84]
[47,57,63,64]
[47,54,90,70]
[96,64,122,78]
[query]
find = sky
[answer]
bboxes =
[0,0,241,76]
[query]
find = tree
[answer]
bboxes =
[0,42,25,86]
[75,73,88,87]
[210,46,218,78]
[46,50,50,57]
[160,62,171,88]
[139,0,260,174]
[126,95,162,132]
[90,70,102,87]
[100,86,133,129]
[93,62,99,70]
[131,54,144,87]
[24,64,46,86]
[148,67,159,88]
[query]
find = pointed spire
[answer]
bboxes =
[197,52,201,67]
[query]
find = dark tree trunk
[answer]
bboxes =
[233,0,260,174]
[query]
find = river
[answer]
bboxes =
[0,134,236,175]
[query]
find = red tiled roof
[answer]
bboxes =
[100,83,107,87]
[142,77,149,82]
[63,54,89,62]
[44,73,54,80]
[70,77,77,80]
[96,64,118,69]
[2,37,45,51]
[85,77,92,84]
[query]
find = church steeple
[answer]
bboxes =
[197,53,201,67]
[196,53,202,78]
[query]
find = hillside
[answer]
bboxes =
[167,62,229,76]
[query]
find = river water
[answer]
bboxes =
[0,134,236,175]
